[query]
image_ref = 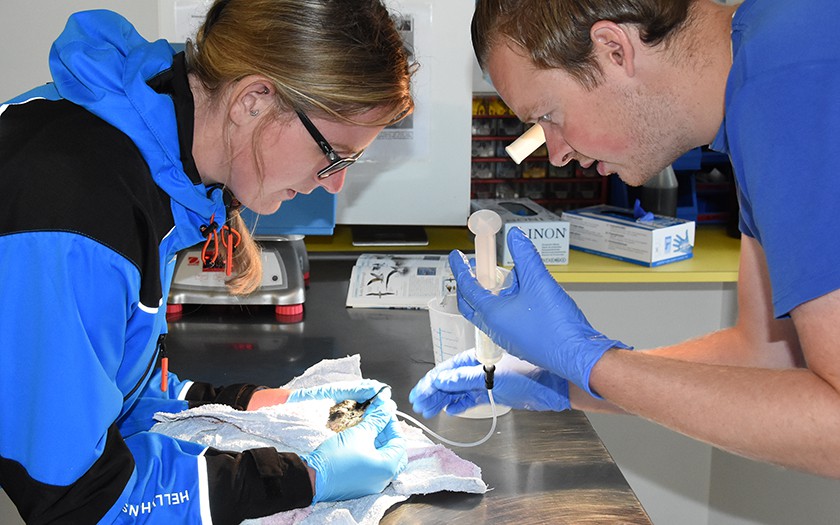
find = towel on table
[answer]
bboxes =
[151,354,487,525]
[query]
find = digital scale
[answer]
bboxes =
[167,189,336,322]
[167,236,309,321]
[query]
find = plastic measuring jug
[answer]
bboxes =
[427,294,475,366]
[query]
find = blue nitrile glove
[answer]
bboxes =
[449,227,630,398]
[287,379,391,405]
[298,386,407,503]
[633,199,654,221]
[409,350,569,417]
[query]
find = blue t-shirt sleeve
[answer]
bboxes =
[728,63,840,317]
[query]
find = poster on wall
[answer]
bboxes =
[157,0,213,44]
[358,6,431,164]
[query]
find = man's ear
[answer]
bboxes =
[591,21,636,77]
[229,76,275,125]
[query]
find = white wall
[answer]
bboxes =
[0,1,158,100]
[707,454,840,525]
[570,281,736,525]
[570,281,840,525]
[0,489,22,525]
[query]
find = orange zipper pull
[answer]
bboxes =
[221,224,242,277]
[158,334,169,393]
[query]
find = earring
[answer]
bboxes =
[250,109,260,117]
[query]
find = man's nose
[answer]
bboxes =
[546,130,576,167]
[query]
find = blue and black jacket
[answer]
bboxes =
[0,10,311,524]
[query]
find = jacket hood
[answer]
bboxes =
[47,10,225,246]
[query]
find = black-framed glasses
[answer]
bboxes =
[296,110,364,179]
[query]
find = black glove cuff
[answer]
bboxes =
[205,447,313,524]
[186,382,266,411]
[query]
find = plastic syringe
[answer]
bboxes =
[467,210,505,371]
[393,211,503,446]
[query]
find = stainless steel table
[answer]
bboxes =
[165,257,651,524]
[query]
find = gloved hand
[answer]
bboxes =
[449,227,630,398]
[409,350,569,417]
[287,379,390,405]
[297,381,408,503]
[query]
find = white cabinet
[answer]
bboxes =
[569,281,840,525]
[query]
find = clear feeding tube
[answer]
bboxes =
[395,391,498,448]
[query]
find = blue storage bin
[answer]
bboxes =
[238,187,336,236]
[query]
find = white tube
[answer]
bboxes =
[395,390,497,448]
[504,124,545,164]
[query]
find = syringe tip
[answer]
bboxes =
[483,364,495,391]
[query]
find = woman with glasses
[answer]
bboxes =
[0,0,414,523]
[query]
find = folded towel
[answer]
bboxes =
[152,355,486,524]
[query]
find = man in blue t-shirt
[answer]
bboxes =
[410,0,840,478]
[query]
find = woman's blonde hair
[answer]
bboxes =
[185,0,415,294]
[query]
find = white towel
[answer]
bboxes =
[151,355,487,525]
